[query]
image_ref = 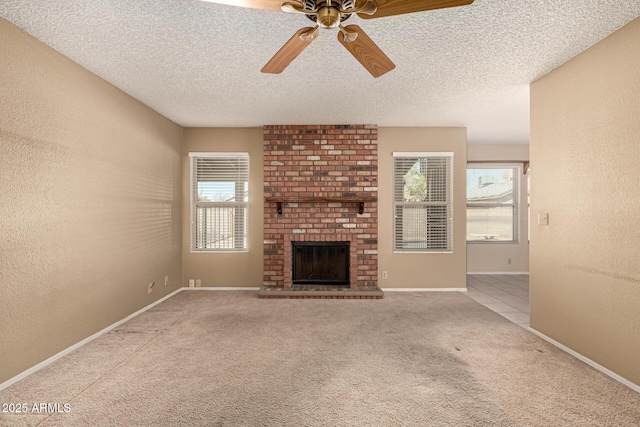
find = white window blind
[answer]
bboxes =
[393,152,453,252]
[190,153,249,252]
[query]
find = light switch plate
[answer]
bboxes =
[538,212,549,226]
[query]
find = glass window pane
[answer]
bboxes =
[466,167,518,243]
[467,206,514,241]
[402,158,448,202]
[467,168,514,205]
[198,182,237,202]
[403,160,427,202]
[395,205,449,250]
[195,206,248,249]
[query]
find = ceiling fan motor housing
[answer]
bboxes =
[304,0,355,28]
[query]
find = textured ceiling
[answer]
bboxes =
[2,1,640,144]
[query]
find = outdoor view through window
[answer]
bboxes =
[467,167,517,242]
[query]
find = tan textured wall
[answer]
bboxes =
[182,128,264,287]
[0,19,183,384]
[530,17,640,386]
[182,127,467,289]
[378,127,468,288]
[467,144,530,273]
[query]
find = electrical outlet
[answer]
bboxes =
[508,258,512,265]
[382,271,388,279]
[165,276,169,286]
[147,282,155,294]
[195,279,201,288]
[189,279,195,287]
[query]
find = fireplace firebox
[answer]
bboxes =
[292,242,350,285]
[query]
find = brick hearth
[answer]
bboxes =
[263,124,378,290]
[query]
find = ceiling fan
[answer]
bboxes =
[201,0,474,78]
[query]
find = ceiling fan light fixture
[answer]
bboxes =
[299,0,356,26]
[316,5,341,28]
[200,0,475,77]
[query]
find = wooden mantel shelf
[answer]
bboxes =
[265,197,377,203]
[265,196,377,215]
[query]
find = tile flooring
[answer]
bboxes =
[466,274,530,328]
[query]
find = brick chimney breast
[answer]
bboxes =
[263,125,378,288]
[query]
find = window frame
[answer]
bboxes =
[392,152,454,254]
[189,152,250,253]
[466,163,520,244]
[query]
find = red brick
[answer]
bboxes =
[263,125,378,288]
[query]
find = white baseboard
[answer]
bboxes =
[528,328,640,393]
[383,288,467,292]
[0,288,184,392]
[467,272,530,275]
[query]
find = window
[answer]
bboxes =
[393,152,453,252]
[190,152,249,252]
[466,165,519,242]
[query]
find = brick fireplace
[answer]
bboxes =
[263,125,378,290]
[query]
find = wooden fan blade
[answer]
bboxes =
[358,0,473,19]
[337,25,395,78]
[199,0,302,11]
[261,28,318,74]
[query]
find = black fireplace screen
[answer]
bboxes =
[292,242,349,285]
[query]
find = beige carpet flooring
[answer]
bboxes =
[1,291,639,426]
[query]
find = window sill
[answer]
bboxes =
[190,250,249,254]
[393,251,454,254]
[467,240,518,244]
